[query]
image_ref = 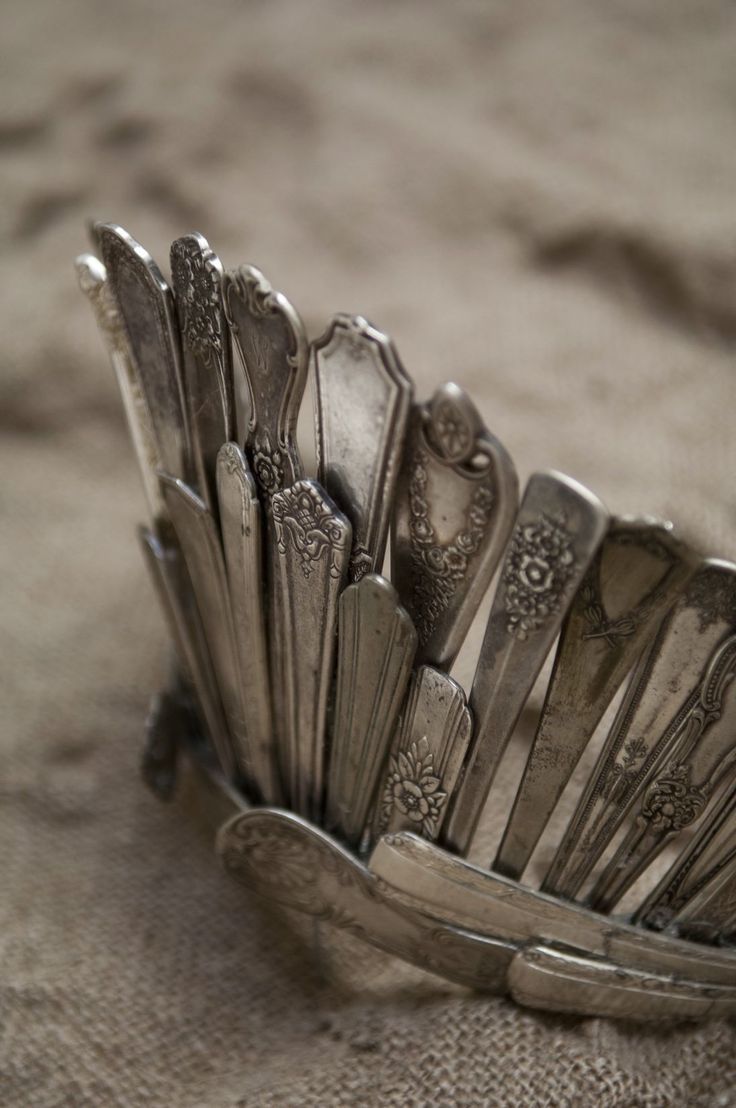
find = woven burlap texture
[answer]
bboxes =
[3,1,736,1104]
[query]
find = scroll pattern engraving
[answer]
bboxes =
[641,764,709,832]
[223,265,306,503]
[272,482,348,579]
[504,512,575,640]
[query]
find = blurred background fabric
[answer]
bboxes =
[2,1,736,1104]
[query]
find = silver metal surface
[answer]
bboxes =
[76,254,164,519]
[637,777,736,936]
[170,234,235,515]
[222,265,308,501]
[545,559,736,900]
[325,574,416,847]
[369,832,736,986]
[138,525,235,779]
[673,854,736,944]
[589,631,736,913]
[159,474,259,791]
[314,315,413,581]
[495,518,699,879]
[507,945,736,1022]
[178,748,736,1017]
[97,223,191,484]
[216,443,281,804]
[81,223,736,1020]
[443,471,609,855]
[223,265,309,770]
[270,479,352,820]
[217,807,515,994]
[392,383,518,669]
[373,665,472,843]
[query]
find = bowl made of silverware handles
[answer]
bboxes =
[78,223,736,1021]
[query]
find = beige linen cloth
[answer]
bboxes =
[3,1,736,1104]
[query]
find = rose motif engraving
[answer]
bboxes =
[251,438,285,498]
[171,240,224,365]
[406,448,495,643]
[503,512,575,640]
[641,764,709,832]
[382,737,447,838]
[272,482,348,579]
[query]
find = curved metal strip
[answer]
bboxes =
[368,832,736,987]
[508,945,736,1021]
[216,807,514,993]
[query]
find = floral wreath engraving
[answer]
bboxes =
[381,737,447,837]
[504,512,575,640]
[406,447,495,644]
[272,482,349,579]
[641,764,709,832]
[170,238,225,367]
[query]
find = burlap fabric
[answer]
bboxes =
[3,1,736,1103]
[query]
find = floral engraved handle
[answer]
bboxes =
[372,666,472,845]
[503,512,575,640]
[589,633,736,912]
[272,482,350,579]
[170,233,235,513]
[392,383,518,670]
[382,737,448,838]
